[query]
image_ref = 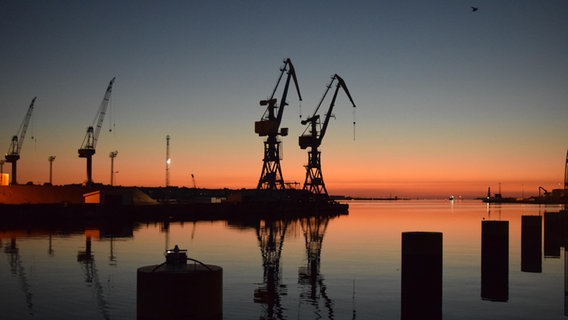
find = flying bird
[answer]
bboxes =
[471,6,479,12]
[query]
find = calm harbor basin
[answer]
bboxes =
[0,200,565,319]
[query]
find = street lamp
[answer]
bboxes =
[48,156,56,185]
[109,151,118,186]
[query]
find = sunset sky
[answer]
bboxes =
[1,1,567,198]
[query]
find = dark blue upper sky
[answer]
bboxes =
[1,1,567,196]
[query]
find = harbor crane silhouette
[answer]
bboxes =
[5,97,36,185]
[255,59,302,190]
[78,78,115,186]
[299,74,356,199]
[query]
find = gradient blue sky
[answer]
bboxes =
[1,1,567,198]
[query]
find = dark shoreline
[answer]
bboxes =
[0,202,348,233]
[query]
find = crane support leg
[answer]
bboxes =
[302,150,328,199]
[10,161,17,185]
[85,155,93,186]
[257,137,285,190]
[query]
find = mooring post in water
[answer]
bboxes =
[401,231,443,320]
[481,220,509,302]
[521,215,542,273]
[137,245,223,320]
[545,212,561,258]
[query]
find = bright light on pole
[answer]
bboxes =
[165,135,171,187]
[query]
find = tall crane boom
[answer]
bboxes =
[7,97,36,157]
[564,149,568,190]
[80,77,115,151]
[299,74,356,198]
[299,74,356,149]
[5,97,36,185]
[256,59,302,190]
[78,77,116,186]
[255,58,302,137]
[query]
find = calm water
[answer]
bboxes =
[0,200,566,319]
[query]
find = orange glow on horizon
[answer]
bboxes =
[5,133,564,199]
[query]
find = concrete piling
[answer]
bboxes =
[401,231,443,320]
[481,220,508,302]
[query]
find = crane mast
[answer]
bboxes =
[299,74,356,198]
[255,59,302,190]
[78,77,115,186]
[564,149,568,190]
[5,97,36,185]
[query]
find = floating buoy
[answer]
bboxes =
[137,245,223,320]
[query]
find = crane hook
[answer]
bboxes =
[352,107,356,141]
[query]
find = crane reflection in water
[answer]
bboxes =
[254,218,288,319]
[4,237,34,316]
[298,215,335,319]
[76,224,133,320]
[77,229,111,320]
[249,214,339,320]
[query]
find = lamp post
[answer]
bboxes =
[166,135,170,187]
[109,151,118,186]
[48,156,56,185]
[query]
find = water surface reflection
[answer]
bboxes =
[0,201,566,319]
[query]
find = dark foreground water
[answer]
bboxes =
[0,200,566,319]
